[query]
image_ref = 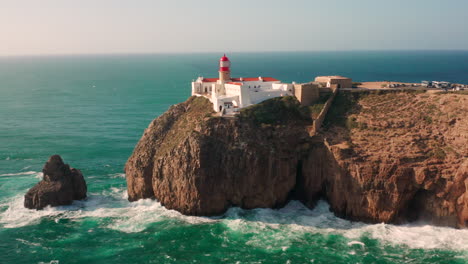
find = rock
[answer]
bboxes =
[125,96,313,215]
[125,92,468,228]
[24,155,87,209]
[322,91,468,228]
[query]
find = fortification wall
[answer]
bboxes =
[311,87,338,135]
[294,83,319,106]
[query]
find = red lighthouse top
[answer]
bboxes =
[220,54,230,62]
[219,54,231,72]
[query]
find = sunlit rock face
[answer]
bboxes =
[126,93,468,228]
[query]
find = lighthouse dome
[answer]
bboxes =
[220,54,230,61]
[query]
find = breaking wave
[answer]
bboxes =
[0,186,212,232]
[0,171,41,177]
[223,200,468,252]
[108,173,126,178]
[1,185,467,253]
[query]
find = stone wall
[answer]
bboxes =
[315,76,353,89]
[311,87,338,135]
[294,82,319,106]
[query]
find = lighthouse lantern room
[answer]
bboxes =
[218,54,231,83]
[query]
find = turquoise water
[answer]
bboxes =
[1,52,468,264]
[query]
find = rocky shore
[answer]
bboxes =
[125,92,467,228]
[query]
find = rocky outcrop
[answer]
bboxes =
[24,155,87,209]
[125,96,314,215]
[125,92,468,228]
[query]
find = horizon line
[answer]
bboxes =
[1,49,468,58]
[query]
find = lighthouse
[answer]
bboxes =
[191,54,294,113]
[218,54,231,83]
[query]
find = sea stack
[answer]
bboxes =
[24,155,87,209]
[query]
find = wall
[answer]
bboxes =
[272,83,293,92]
[311,87,338,135]
[315,77,353,89]
[294,83,319,106]
[249,89,289,105]
[225,84,241,97]
[331,79,353,88]
[192,81,216,94]
[219,71,230,82]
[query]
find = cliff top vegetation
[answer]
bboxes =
[239,96,312,125]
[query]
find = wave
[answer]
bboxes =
[0,171,42,178]
[222,201,468,252]
[0,186,212,232]
[108,173,126,178]
[1,188,468,252]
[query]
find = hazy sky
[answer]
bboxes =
[1,0,467,55]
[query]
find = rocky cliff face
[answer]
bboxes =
[322,91,468,228]
[24,155,87,209]
[125,92,468,228]
[125,96,314,215]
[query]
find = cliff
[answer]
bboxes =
[125,92,468,228]
[322,91,468,227]
[125,96,314,215]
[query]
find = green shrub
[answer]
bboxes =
[323,91,365,128]
[239,96,311,124]
[309,104,325,118]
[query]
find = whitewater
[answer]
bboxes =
[1,171,468,261]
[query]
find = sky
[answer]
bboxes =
[1,0,467,55]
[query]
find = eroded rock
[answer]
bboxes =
[125,93,468,228]
[24,155,87,209]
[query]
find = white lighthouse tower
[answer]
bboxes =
[218,54,231,83]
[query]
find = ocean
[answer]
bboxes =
[1,51,468,264]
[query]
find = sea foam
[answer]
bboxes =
[0,171,40,177]
[222,200,468,252]
[1,188,467,252]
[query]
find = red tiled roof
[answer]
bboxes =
[235,77,279,82]
[227,82,243,85]
[201,77,279,83]
[201,78,219,82]
[261,77,280,82]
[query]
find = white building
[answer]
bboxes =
[191,55,294,113]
